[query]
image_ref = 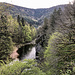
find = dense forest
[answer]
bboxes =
[0,4,36,60]
[0,1,75,75]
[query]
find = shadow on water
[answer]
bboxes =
[17,44,35,60]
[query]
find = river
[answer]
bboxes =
[17,44,36,61]
[21,47,36,61]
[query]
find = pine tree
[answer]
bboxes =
[21,17,25,26]
[0,15,13,60]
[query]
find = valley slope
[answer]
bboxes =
[0,2,65,26]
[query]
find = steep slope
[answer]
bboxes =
[0,2,65,26]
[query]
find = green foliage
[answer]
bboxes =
[24,25,32,42]
[31,26,36,40]
[0,59,46,75]
[37,2,75,75]
[0,36,13,59]
[43,32,62,74]
[0,15,13,60]
[0,1,75,75]
[16,15,36,43]
[0,14,36,61]
[44,32,75,75]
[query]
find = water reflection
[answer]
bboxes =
[17,44,36,60]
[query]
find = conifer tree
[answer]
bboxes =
[0,15,13,60]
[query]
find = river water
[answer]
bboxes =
[21,47,36,61]
[17,45,36,61]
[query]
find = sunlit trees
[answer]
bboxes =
[17,15,36,43]
[23,24,32,43]
[44,32,75,75]
[0,59,46,75]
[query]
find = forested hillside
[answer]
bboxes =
[0,1,75,75]
[0,2,65,27]
[36,1,75,75]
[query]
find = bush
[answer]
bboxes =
[0,59,46,75]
